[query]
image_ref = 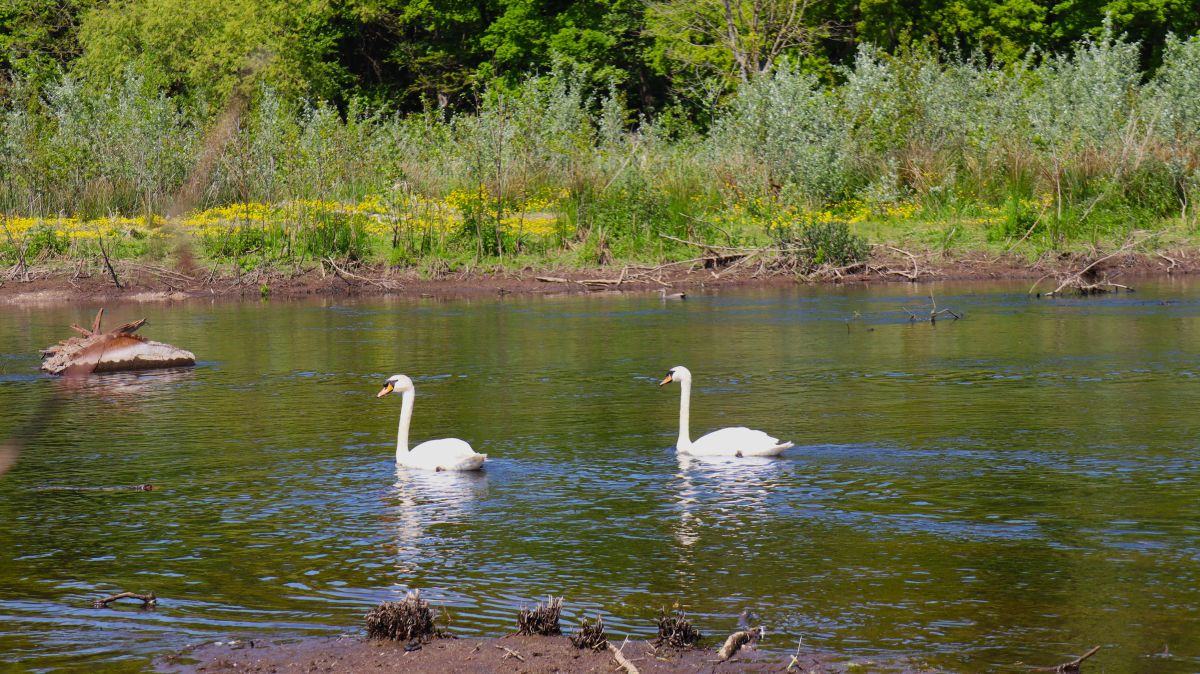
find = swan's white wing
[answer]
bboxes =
[401,438,486,471]
[686,427,793,457]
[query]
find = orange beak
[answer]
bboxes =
[376,383,394,398]
[658,373,673,387]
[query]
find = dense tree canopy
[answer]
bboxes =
[1,0,1197,115]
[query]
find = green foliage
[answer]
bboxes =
[200,224,286,259]
[4,20,1200,271]
[988,194,1041,242]
[74,0,347,103]
[13,224,68,259]
[773,217,869,271]
[299,212,370,261]
[0,0,96,88]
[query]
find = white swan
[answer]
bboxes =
[376,374,486,471]
[659,366,793,457]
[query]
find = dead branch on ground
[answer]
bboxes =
[494,645,526,662]
[875,245,931,281]
[324,257,403,290]
[1030,235,1148,296]
[96,235,122,289]
[608,637,641,674]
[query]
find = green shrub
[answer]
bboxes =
[772,217,869,271]
[298,212,369,261]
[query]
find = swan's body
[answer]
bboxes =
[659,366,792,457]
[377,374,486,471]
[658,289,687,301]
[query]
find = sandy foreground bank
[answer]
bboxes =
[158,635,939,673]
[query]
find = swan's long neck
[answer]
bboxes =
[396,389,414,456]
[677,378,692,451]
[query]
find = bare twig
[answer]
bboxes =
[93,591,156,608]
[0,214,31,282]
[659,232,774,253]
[1035,234,1149,297]
[32,484,156,492]
[608,637,641,674]
[884,245,922,280]
[96,235,122,289]
[1029,645,1102,673]
[494,645,526,662]
[324,257,402,290]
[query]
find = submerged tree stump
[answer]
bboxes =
[40,308,195,375]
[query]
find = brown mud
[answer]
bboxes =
[159,634,939,673]
[2,249,1196,305]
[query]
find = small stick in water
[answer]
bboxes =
[1030,645,1102,673]
[34,484,156,492]
[93,591,156,608]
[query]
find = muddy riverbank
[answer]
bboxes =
[1,248,1195,305]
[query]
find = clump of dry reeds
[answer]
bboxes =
[516,595,562,636]
[654,608,702,648]
[365,589,436,642]
[569,614,608,650]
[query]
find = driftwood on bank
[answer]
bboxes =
[40,308,195,375]
[1030,237,1146,297]
[92,591,156,608]
[717,626,763,662]
[608,637,641,674]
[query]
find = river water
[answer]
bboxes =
[1,282,1198,672]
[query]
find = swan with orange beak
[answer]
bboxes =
[377,374,486,471]
[659,366,793,457]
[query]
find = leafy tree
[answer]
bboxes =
[1,0,97,90]
[74,0,348,103]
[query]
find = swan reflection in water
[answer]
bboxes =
[386,466,489,576]
[671,453,788,551]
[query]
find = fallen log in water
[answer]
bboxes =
[40,308,195,375]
